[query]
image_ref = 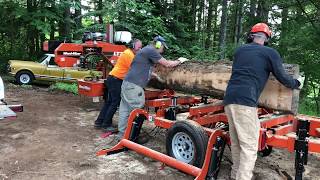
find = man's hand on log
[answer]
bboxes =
[297,74,305,90]
[177,57,189,64]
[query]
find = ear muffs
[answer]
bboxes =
[155,41,162,49]
[264,37,270,46]
[128,39,137,49]
[128,40,134,49]
[246,33,254,43]
[131,40,135,49]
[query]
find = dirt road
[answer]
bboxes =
[0,84,319,180]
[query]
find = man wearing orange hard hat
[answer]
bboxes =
[223,23,304,180]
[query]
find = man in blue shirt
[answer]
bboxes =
[224,23,304,180]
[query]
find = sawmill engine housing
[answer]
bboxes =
[42,24,132,68]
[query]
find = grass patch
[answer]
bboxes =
[20,84,33,89]
[0,74,14,82]
[298,98,319,116]
[49,82,78,95]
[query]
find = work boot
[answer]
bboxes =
[135,134,150,145]
[252,172,263,180]
[102,126,118,133]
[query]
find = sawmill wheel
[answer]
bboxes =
[166,120,208,168]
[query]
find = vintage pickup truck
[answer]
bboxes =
[7,54,102,85]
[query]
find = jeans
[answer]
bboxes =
[95,76,123,127]
[118,81,145,137]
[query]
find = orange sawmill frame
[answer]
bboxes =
[97,89,320,179]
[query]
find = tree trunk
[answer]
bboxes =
[75,0,82,27]
[26,0,36,58]
[151,61,301,114]
[50,23,55,40]
[279,6,288,54]
[250,0,256,17]
[234,0,243,44]
[74,0,82,39]
[197,0,204,32]
[205,0,214,49]
[212,1,219,47]
[257,0,268,22]
[218,0,228,59]
[97,0,103,24]
[49,1,56,40]
[35,30,40,54]
[40,32,46,52]
[59,1,71,39]
[118,0,126,23]
[191,0,197,31]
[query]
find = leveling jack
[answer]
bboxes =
[97,109,228,180]
[295,119,309,180]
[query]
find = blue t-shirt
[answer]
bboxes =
[125,45,162,88]
[224,43,300,107]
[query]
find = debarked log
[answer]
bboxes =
[150,60,300,114]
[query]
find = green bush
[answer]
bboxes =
[298,98,319,116]
[49,82,78,95]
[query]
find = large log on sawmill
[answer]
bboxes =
[150,60,300,114]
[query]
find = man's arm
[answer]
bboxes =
[158,57,180,67]
[269,49,300,89]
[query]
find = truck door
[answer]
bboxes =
[42,56,64,81]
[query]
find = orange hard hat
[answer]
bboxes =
[250,23,272,37]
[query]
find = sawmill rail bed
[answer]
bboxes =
[97,89,320,180]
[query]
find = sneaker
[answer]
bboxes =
[114,134,123,142]
[102,126,118,133]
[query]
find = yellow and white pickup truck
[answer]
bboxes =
[8,54,102,85]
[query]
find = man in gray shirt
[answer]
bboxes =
[117,35,186,139]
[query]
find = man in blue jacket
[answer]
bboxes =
[224,23,304,180]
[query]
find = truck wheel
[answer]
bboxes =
[166,120,208,168]
[16,71,34,85]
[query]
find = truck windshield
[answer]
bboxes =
[38,55,48,63]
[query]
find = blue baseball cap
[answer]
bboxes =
[153,35,168,49]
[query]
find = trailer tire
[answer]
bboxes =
[16,71,34,85]
[166,120,208,168]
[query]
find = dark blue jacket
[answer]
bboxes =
[223,42,300,107]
